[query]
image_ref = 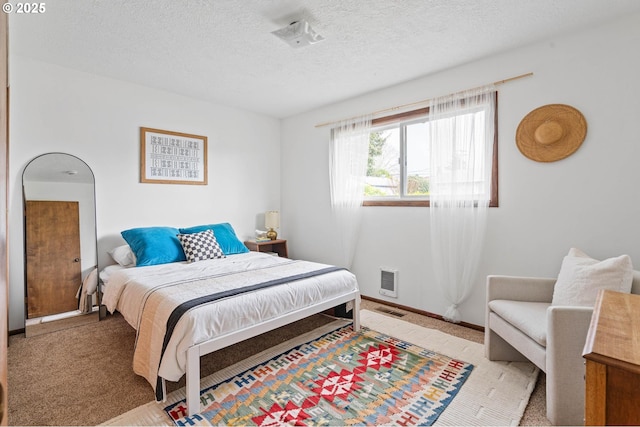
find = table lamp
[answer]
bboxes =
[265,210,280,240]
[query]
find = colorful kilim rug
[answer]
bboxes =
[164,325,474,426]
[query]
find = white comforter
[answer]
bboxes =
[102,252,359,395]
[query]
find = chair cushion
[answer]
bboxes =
[489,300,550,347]
[552,248,633,307]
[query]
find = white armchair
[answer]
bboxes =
[485,271,640,425]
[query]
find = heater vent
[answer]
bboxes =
[379,268,398,298]
[375,306,405,317]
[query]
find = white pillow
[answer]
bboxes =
[552,247,633,307]
[108,244,136,267]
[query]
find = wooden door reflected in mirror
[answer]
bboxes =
[25,200,81,317]
[22,153,99,337]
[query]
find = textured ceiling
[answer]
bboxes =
[9,0,640,118]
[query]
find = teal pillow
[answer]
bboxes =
[178,222,249,255]
[121,226,186,266]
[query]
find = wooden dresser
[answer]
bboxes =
[583,289,640,426]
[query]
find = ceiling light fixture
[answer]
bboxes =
[271,20,324,48]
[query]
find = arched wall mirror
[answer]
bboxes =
[22,153,99,337]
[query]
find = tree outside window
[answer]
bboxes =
[363,98,498,207]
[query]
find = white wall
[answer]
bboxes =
[8,56,281,330]
[281,13,640,326]
[9,13,640,331]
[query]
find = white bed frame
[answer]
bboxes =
[182,290,361,416]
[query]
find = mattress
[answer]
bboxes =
[101,251,359,396]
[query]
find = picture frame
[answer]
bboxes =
[140,127,208,185]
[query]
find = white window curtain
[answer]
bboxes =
[429,86,496,323]
[329,115,372,269]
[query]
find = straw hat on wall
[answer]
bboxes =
[516,104,587,162]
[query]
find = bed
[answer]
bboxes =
[101,223,360,417]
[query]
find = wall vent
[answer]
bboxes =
[379,267,398,298]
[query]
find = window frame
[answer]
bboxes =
[363,95,499,207]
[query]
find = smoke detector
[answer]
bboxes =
[271,20,325,48]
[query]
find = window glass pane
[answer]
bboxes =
[406,121,429,196]
[361,92,497,206]
[431,109,489,197]
[365,128,400,197]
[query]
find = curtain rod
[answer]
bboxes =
[315,72,533,128]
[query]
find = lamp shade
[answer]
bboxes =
[265,211,280,229]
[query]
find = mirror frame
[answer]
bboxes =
[22,152,100,330]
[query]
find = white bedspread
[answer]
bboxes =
[102,252,359,396]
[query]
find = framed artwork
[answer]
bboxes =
[140,127,208,185]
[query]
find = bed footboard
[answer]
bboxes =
[184,291,360,417]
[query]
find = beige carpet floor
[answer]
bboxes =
[104,309,540,426]
[8,299,550,426]
[358,300,550,426]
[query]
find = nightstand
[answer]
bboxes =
[244,239,288,258]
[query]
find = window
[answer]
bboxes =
[363,95,498,207]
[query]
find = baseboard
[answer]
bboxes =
[25,311,99,337]
[361,295,484,332]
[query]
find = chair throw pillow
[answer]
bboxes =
[552,247,633,307]
[177,229,226,263]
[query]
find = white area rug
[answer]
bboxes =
[102,309,538,426]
